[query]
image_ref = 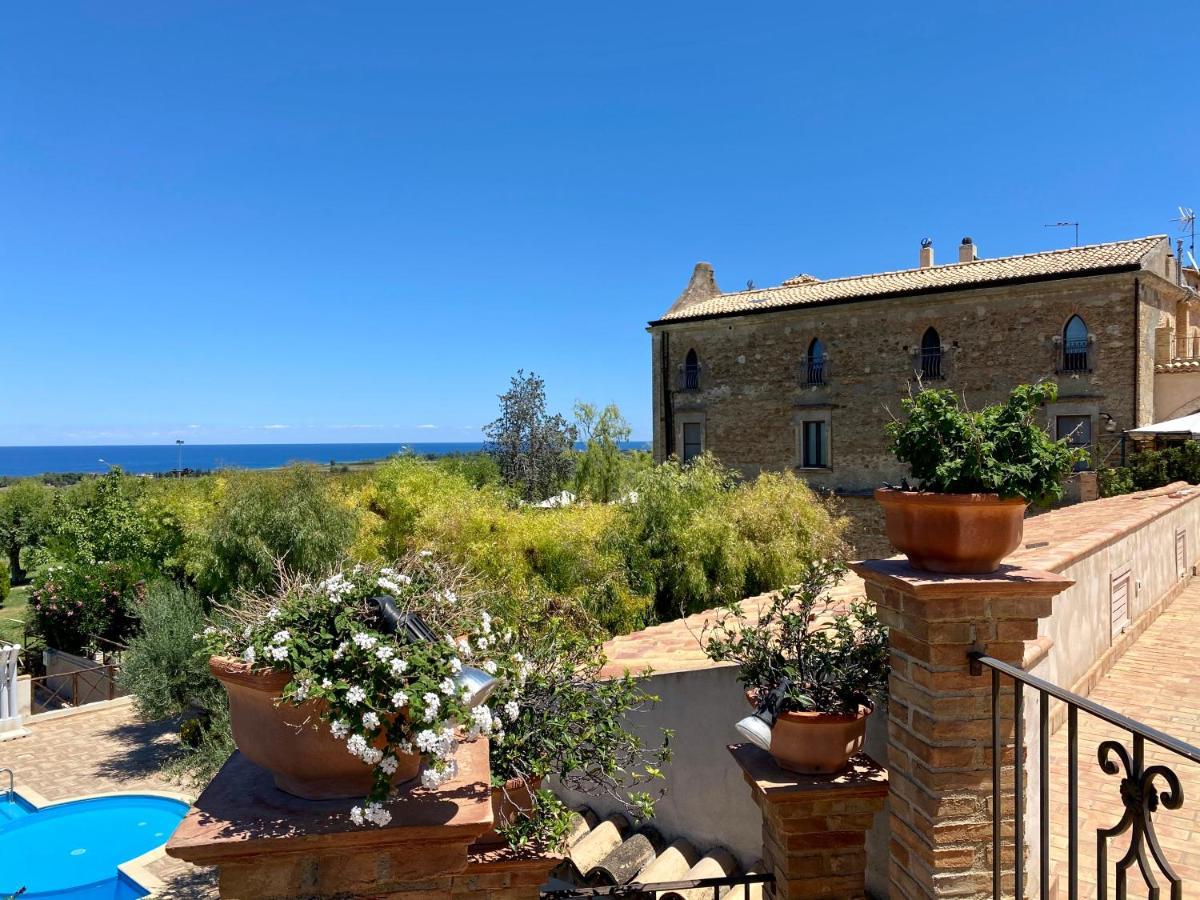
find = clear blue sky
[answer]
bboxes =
[2,2,1195,445]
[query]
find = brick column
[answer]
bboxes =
[850,559,1070,900]
[167,739,559,899]
[730,744,887,900]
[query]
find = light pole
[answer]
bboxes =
[176,439,185,476]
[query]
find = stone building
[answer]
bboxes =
[649,234,1200,494]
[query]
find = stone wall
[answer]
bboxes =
[651,269,1183,493]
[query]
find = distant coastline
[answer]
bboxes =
[0,441,651,478]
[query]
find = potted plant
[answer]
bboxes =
[477,615,673,850]
[199,555,499,826]
[702,559,888,775]
[878,382,1086,573]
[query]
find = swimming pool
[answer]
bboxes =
[0,792,188,899]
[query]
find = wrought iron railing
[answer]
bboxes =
[970,651,1199,900]
[799,355,827,386]
[542,872,774,900]
[1060,338,1091,373]
[918,347,944,380]
[29,663,121,714]
[677,364,701,392]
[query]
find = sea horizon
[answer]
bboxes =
[0,441,651,478]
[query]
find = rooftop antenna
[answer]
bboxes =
[1044,221,1080,247]
[1172,206,1195,259]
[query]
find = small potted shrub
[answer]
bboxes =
[878,382,1086,573]
[200,555,498,826]
[479,615,672,850]
[702,559,888,775]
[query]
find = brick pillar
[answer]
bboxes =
[167,739,560,899]
[850,560,1070,900]
[730,744,888,900]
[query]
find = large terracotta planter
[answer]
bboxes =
[209,656,420,800]
[769,706,872,775]
[874,487,1027,574]
[475,776,543,847]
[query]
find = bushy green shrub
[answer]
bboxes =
[200,465,359,595]
[1098,440,1200,497]
[0,559,9,607]
[886,382,1086,503]
[28,560,145,653]
[119,581,221,720]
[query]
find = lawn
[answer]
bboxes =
[0,585,30,644]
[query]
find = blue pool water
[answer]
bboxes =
[0,793,188,898]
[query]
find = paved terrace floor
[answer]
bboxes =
[0,702,218,898]
[1046,578,1200,899]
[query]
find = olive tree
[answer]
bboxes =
[484,371,577,503]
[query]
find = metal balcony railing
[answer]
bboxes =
[970,651,1199,899]
[542,872,775,900]
[1059,338,1091,373]
[677,364,701,392]
[799,355,827,386]
[918,347,944,380]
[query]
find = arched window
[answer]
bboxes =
[682,348,700,390]
[1062,315,1089,373]
[805,338,826,385]
[920,327,943,380]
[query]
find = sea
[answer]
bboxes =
[0,442,650,478]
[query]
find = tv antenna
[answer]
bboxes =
[1173,206,1195,257]
[1044,221,1080,247]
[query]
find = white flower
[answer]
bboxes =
[321,678,333,689]
[346,734,368,758]
[380,567,396,577]
[376,646,395,661]
[389,658,408,676]
[391,690,409,709]
[377,577,402,594]
[203,625,218,636]
[241,646,256,665]
[422,692,441,722]
[271,629,290,644]
[346,685,366,706]
[396,573,412,585]
[469,705,494,737]
[330,720,349,738]
[380,754,399,775]
[476,636,489,651]
[512,652,524,664]
[349,805,365,826]
[352,632,378,650]
[456,637,473,659]
[266,607,281,620]
[419,549,433,557]
[448,656,462,675]
[268,645,288,662]
[333,642,348,660]
[362,711,380,730]
[439,677,457,696]
[396,739,414,755]
[460,686,473,703]
[482,660,498,675]
[293,680,311,702]
[480,612,491,634]
[243,625,253,639]
[504,700,520,722]
[493,729,504,745]
[361,747,383,766]
[364,802,391,826]
[415,729,439,753]
[442,590,458,604]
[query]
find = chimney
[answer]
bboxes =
[919,239,934,269]
[664,262,721,316]
[958,236,978,263]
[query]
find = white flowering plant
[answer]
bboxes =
[200,554,498,827]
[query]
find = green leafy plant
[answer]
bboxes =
[701,558,888,716]
[483,616,672,849]
[1098,440,1200,497]
[28,560,146,654]
[885,382,1087,503]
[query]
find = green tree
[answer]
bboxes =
[484,371,577,502]
[201,465,359,595]
[572,402,633,503]
[45,469,157,566]
[0,479,52,583]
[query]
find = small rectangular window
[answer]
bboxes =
[802,420,828,468]
[682,422,703,463]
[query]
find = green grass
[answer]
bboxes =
[0,585,30,644]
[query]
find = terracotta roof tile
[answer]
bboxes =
[655,236,1166,323]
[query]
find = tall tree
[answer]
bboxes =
[0,479,52,583]
[484,370,577,502]
[573,401,633,503]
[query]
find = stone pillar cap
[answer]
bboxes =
[728,744,887,802]
[850,558,1073,599]
[167,739,493,866]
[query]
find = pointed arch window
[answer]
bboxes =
[920,327,943,380]
[680,348,701,391]
[804,338,827,385]
[1061,315,1090,373]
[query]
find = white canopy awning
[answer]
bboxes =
[1128,412,1200,438]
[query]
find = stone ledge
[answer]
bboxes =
[850,559,1073,600]
[729,744,888,803]
[167,740,493,868]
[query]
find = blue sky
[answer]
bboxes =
[2,2,1196,445]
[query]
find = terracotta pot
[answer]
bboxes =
[874,487,1027,574]
[475,776,543,847]
[209,656,420,800]
[770,706,872,775]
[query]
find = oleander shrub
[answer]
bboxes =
[28,559,146,654]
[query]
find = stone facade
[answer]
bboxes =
[650,238,1195,494]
